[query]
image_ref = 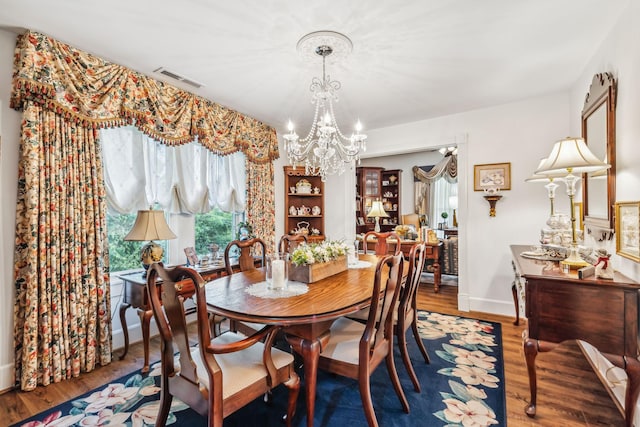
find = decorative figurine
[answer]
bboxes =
[594,249,614,280]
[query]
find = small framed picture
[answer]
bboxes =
[184,247,198,266]
[357,217,365,226]
[474,162,511,191]
[615,201,640,262]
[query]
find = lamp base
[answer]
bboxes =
[560,244,589,269]
[140,241,164,277]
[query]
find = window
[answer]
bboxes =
[99,126,246,273]
[432,178,458,229]
[194,209,243,256]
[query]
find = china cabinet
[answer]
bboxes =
[356,167,402,234]
[284,166,324,243]
[380,169,402,232]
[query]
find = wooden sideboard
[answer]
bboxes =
[510,245,640,426]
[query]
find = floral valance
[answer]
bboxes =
[10,30,278,163]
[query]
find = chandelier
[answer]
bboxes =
[284,31,367,181]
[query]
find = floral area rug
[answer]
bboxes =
[13,311,504,427]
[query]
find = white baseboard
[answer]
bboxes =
[0,362,14,393]
[468,297,517,318]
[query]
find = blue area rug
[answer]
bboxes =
[13,311,504,426]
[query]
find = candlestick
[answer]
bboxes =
[272,259,286,289]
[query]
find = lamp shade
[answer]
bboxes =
[449,195,458,210]
[535,137,610,175]
[525,158,567,182]
[124,209,177,241]
[367,201,389,218]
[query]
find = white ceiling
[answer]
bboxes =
[0,0,628,137]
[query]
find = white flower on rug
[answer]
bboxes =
[448,346,497,371]
[435,380,498,426]
[77,408,130,426]
[447,365,500,388]
[82,383,140,413]
[440,397,498,427]
[450,331,497,350]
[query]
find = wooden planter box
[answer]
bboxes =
[289,256,348,283]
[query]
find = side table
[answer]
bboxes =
[117,263,226,372]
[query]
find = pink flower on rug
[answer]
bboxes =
[442,398,498,427]
[20,411,84,427]
[450,365,499,388]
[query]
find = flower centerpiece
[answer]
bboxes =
[289,240,349,283]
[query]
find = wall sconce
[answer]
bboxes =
[483,187,502,217]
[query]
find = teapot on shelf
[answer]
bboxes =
[289,205,297,216]
[294,221,310,236]
[297,205,311,216]
[312,205,321,215]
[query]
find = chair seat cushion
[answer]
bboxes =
[320,317,366,365]
[188,331,294,399]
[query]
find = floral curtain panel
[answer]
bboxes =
[14,103,111,391]
[11,30,278,390]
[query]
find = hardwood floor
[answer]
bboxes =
[0,284,625,426]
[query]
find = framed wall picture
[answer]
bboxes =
[473,162,511,191]
[615,201,640,262]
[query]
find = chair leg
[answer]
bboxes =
[397,325,421,392]
[411,317,430,363]
[282,373,300,427]
[358,374,379,427]
[385,350,410,414]
[155,387,173,427]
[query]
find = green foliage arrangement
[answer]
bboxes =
[290,240,349,267]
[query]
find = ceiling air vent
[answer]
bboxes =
[153,67,204,89]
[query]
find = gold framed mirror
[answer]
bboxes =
[581,72,616,237]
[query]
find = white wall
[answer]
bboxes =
[0,29,21,391]
[352,92,572,315]
[569,0,640,280]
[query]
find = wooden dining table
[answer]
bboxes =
[204,254,380,427]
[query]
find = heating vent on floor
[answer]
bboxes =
[153,67,204,88]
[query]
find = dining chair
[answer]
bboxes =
[279,234,308,254]
[347,243,430,393]
[223,237,267,335]
[223,237,267,275]
[318,254,408,427]
[146,263,300,427]
[396,242,430,392]
[363,231,402,256]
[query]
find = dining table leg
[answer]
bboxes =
[285,327,331,427]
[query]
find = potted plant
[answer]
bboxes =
[440,212,448,229]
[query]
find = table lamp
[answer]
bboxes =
[367,200,389,232]
[449,195,458,227]
[526,157,567,217]
[124,208,177,277]
[536,137,610,268]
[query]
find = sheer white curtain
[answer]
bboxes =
[100,126,246,214]
[432,178,458,227]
